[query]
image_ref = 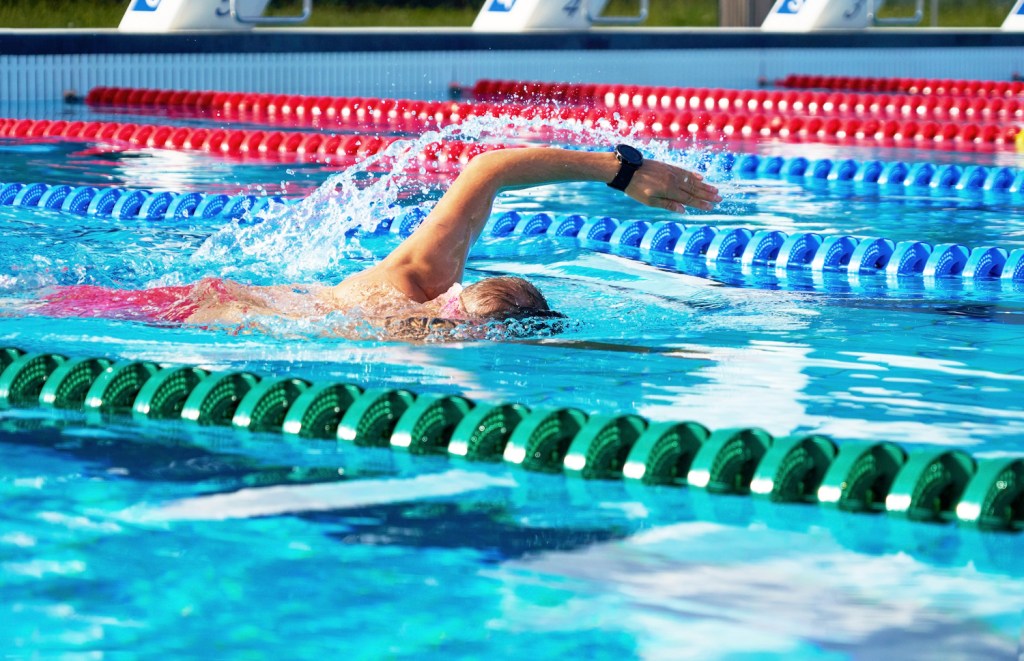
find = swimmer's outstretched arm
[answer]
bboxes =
[374,147,722,302]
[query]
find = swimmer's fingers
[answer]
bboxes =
[649,196,689,214]
[626,161,722,213]
[673,167,721,209]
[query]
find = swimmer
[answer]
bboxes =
[38,145,721,336]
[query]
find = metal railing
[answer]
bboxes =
[588,0,651,25]
[869,0,925,25]
[230,0,313,25]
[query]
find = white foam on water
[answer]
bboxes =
[188,113,710,282]
[125,469,517,522]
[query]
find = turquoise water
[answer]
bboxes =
[1,107,1023,657]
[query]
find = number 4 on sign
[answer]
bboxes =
[563,0,581,17]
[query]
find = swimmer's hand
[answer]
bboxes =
[625,160,722,214]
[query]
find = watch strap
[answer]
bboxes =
[607,160,640,192]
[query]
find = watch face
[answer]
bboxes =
[616,144,643,167]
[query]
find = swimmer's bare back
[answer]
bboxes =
[181,274,458,325]
[182,279,336,324]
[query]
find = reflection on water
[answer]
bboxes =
[1,111,1023,656]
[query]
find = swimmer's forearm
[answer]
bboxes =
[475,147,621,191]
[474,147,721,214]
[376,146,720,301]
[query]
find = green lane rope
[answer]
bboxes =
[563,413,646,480]
[181,371,260,426]
[282,382,363,439]
[84,360,160,415]
[39,357,112,410]
[0,346,1020,533]
[622,421,710,485]
[750,434,836,504]
[390,394,473,455]
[447,402,528,461]
[336,387,415,447]
[132,366,208,420]
[231,377,310,433]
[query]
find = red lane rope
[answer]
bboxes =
[83,85,1021,152]
[469,79,1024,125]
[776,74,1024,98]
[8,83,999,153]
[0,116,507,171]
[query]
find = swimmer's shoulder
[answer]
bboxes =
[327,269,421,317]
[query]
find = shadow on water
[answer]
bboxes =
[0,413,1019,577]
[0,416,626,561]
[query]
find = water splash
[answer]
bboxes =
[189,112,718,283]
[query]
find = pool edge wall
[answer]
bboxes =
[1,28,1023,110]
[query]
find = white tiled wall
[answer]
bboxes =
[0,46,1020,116]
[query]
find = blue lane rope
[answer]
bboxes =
[3,148,1022,290]
[709,153,1023,200]
[1,151,1020,224]
[474,210,1024,286]
[3,179,1022,288]
[0,181,282,221]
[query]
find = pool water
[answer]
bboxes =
[1,103,1023,658]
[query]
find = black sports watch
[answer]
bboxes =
[607,144,644,192]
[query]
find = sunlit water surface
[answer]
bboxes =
[0,109,1022,658]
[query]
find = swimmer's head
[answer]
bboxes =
[459,276,564,322]
[380,276,566,343]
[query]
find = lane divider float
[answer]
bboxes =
[0,180,280,221]
[776,74,1024,98]
[79,86,1019,152]
[0,117,501,169]
[1,143,1020,227]
[475,209,1024,286]
[470,78,1024,126]
[3,172,1022,290]
[0,346,1020,532]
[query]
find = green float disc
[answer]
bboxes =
[83,361,161,415]
[955,458,1024,531]
[448,403,529,461]
[563,414,647,480]
[503,407,588,473]
[0,347,24,372]
[623,421,710,485]
[885,449,976,522]
[390,394,474,455]
[282,382,363,439]
[817,441,907,512]
[750,434,837,502]
[232,377,310,433]
[0,353,67,407]
[38,357,112,410]
[687,427,774,494]
[132,366,208,420]
[181,371,260,426]
[337,388,415,447]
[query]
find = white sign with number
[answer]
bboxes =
[473,0,610,30]
[1002,0,1024,30]
[119,0,271,31]
[762,0,869,31]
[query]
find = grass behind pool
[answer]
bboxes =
[0,0,1013,28]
